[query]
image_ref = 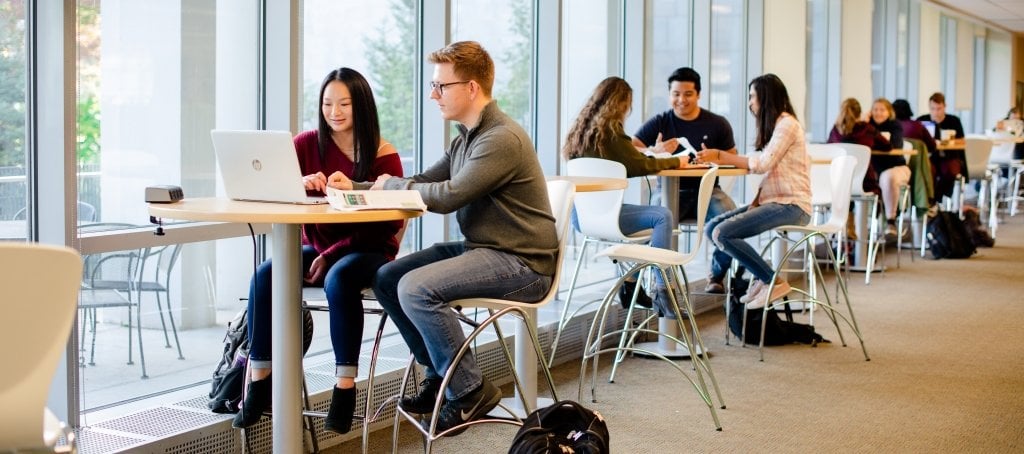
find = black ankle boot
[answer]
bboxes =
[324,386,357,434]
[232,375,272,429]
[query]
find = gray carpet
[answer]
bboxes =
[329,217,1024,453]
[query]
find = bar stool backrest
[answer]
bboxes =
[964,136,994,179]
[821,155,858,231]
[0,243,81,452]
[830,143,871,197]
[567,158,632,241]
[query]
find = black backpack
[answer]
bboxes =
[727,293,828,346]
[207,307,314,413]
[508,400,609,454]
[926,211,976,259]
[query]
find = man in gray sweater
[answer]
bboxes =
[329,41,557,435]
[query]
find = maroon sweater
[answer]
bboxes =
[293,130,403,263]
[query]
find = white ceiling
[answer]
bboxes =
[933,0,1024,35]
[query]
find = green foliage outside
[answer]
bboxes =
[493,0,532,128]
[365,0,417,155]
[0,0,26,168]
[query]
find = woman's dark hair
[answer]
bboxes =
[317,67,380,181]
[1007,106,1022,120]
[892,99,914,120]
[749,74,796,151]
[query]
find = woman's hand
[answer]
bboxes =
[327,171,353,190]
[370,174,393,191]
[303,172,327,192]
[695,146,723,164]
[304,255,327,285]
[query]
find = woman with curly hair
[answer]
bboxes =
[562,76,688,314]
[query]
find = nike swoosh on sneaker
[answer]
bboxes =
[459,398,485,421]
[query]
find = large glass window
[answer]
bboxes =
[0,0,27,239]
[451,0,534,133]
[301,0,418,254]
[708,0,746,145]
[806,0,831,142]
[74,1,258,420]
[642,0,692,120]
[561,0,612,138]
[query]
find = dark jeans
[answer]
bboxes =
[247,245,387,378]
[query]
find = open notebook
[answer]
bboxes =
[325,187,427,212]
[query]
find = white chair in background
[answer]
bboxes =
[548,158,647,365]
[830,142,882,284]
[959,136,996,235]
[747,156,870,361]
[578,168,724,431]
[0,243,82,453]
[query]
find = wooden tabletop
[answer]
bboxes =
[656,166,749,177]
[936,138,966,151]
[871,149,918,156]
[546,175,628,192]
[147,198,423,224]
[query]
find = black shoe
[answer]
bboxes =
[399,377,442,414]
[324,386,356,435]
[430,378,501,436]
[232,375,271,429]
[619,280,653,309]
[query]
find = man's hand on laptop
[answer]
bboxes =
[369,174,393,191]
[327,171,353,190]
[304,172,328,192]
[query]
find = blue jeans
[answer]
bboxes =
[706,203,810,284]
[374,242,552,400]
[618,203,674,287]
[679,187,737,279]
[247,245,388,378]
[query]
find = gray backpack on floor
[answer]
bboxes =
[207,307,314,413]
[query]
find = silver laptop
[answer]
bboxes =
[210,130,327,204]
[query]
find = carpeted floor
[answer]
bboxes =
[330,217,1024,453]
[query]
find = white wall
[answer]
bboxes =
[762,0,807,123]
[839,0,873,109]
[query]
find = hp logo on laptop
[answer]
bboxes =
[251,159,262,171]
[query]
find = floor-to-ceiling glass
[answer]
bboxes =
[0,0,27,240]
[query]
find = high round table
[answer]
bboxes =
[148,198,421,454]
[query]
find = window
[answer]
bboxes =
[708,0,747,144]
[301,0,418,254]
[642,0,692,120]
[0,0,27,238]
[451,0,534,134]
[74,0,260,420]
[561,0,613,136]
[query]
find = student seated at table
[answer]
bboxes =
[696,74,811,310]
[563,76,688,314]
[865,98,912,240]
[233,67,404,434]
[631,67,739,294]
[330,41,558,435]
[917,92,966,202]
[994,106,1023,160]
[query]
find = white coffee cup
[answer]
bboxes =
[941,129,956,141]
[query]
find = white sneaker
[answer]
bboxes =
[739,279,765,304]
